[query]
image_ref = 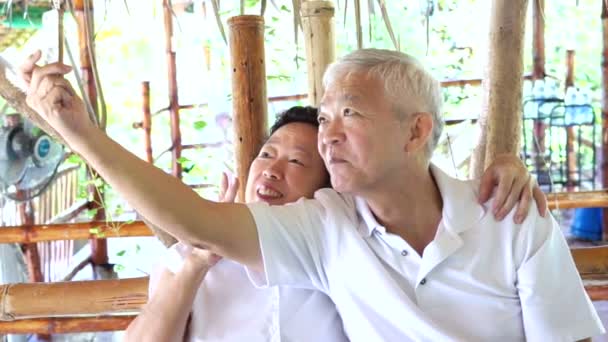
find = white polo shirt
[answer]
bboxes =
[246,164,605,341]
[150,243,348,342]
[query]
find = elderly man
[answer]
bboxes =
[19,48,594,341]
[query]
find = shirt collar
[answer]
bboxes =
[355,164,487,237]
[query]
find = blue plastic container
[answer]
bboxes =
[571,207,603,241]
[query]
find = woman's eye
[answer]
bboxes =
[259,151,271,158]
[343,108,354,116]
[289,159,304,166]
[318,116,327,124]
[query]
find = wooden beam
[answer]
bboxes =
[0,221,153,244]
[0,316,135,334]
[228,16,268,201]
[301,1,336,106]
[0,278,147,320]
[601,0,608,240]
[532,0,546,79]
[142,81,153,163]
[547,190,608,210]
[573,246,608,277]
[162,0,182,179]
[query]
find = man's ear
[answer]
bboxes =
[404,113,433,153]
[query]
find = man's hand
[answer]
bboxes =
[478,154,547,224]
[19,50,92,145]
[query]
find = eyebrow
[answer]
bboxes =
[320,92,361,108]
[265,138,313,158]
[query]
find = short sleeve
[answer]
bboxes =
[517,213,605,341]
[245,189,354,293]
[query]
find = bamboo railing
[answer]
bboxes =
[0,244,605,335]
[0,316,136,334]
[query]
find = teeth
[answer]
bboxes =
[257,186,282,198]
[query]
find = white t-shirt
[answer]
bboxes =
[246,164,605,342]
[150,243,347,342]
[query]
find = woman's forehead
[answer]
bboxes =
[266,122,319,151]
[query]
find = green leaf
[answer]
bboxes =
[89,227,100,234]
[177,157,191,164]
[114,264,125,272]
[87,208,99,217]
[135,244,141,253]
[67,154,82,164]
[194,120,207,130]
[116,250,126,257]
[93,178,105,188]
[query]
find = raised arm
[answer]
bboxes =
[125,248,219,342]
[20,55,261,268]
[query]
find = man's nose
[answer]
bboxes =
[321,119,345,146]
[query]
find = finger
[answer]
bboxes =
[497,174,529,220]
[496,188,519,221]
[477,167,495,204]
[492,173,515,214]
[224,177,239,203]
[532,181,547,217]
[513,180,532,224]
[44,85,75,116]
[29,63,72,95]
[17,50,42,84]
[219,172,228,201]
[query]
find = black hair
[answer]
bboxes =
[270,106,319,135]
[267,106,331,188]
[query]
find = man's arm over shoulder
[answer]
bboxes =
[516,209,605,341]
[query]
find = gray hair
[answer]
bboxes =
[322,49,444,158]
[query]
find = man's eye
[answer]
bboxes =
[289,159,304,166]
[318,116,327,124]
[259,151,271,158]
[343,108,355,116]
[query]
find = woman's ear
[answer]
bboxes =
[404,113,434,153]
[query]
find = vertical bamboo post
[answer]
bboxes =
[228,16,268,201]
[162,0,182,178]
[74,0,107,265]
[301,1,336,106]
[532,0,546,79]
[565,49,577,189]
[17,191,49,341]
[601,0,608,239]
[472,0,528,178]
[142,81,153,163]
[531,0,547,174]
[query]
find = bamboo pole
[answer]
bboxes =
[142,81,153,163]
[532,0,546,80]
[586,284,608,301]
[0,221,153,244]
[228,15,268,201]
[0,278,147,320]
[472,0,528,178]
[301,1,336,106]
[0,316,135,334]
[162,0,182,179]
[565,49,577,190]
[74,0,108,265]
[17,197,44,284]
[546,190,608,209]
[602,0,608,240]
[572,246,608,277]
